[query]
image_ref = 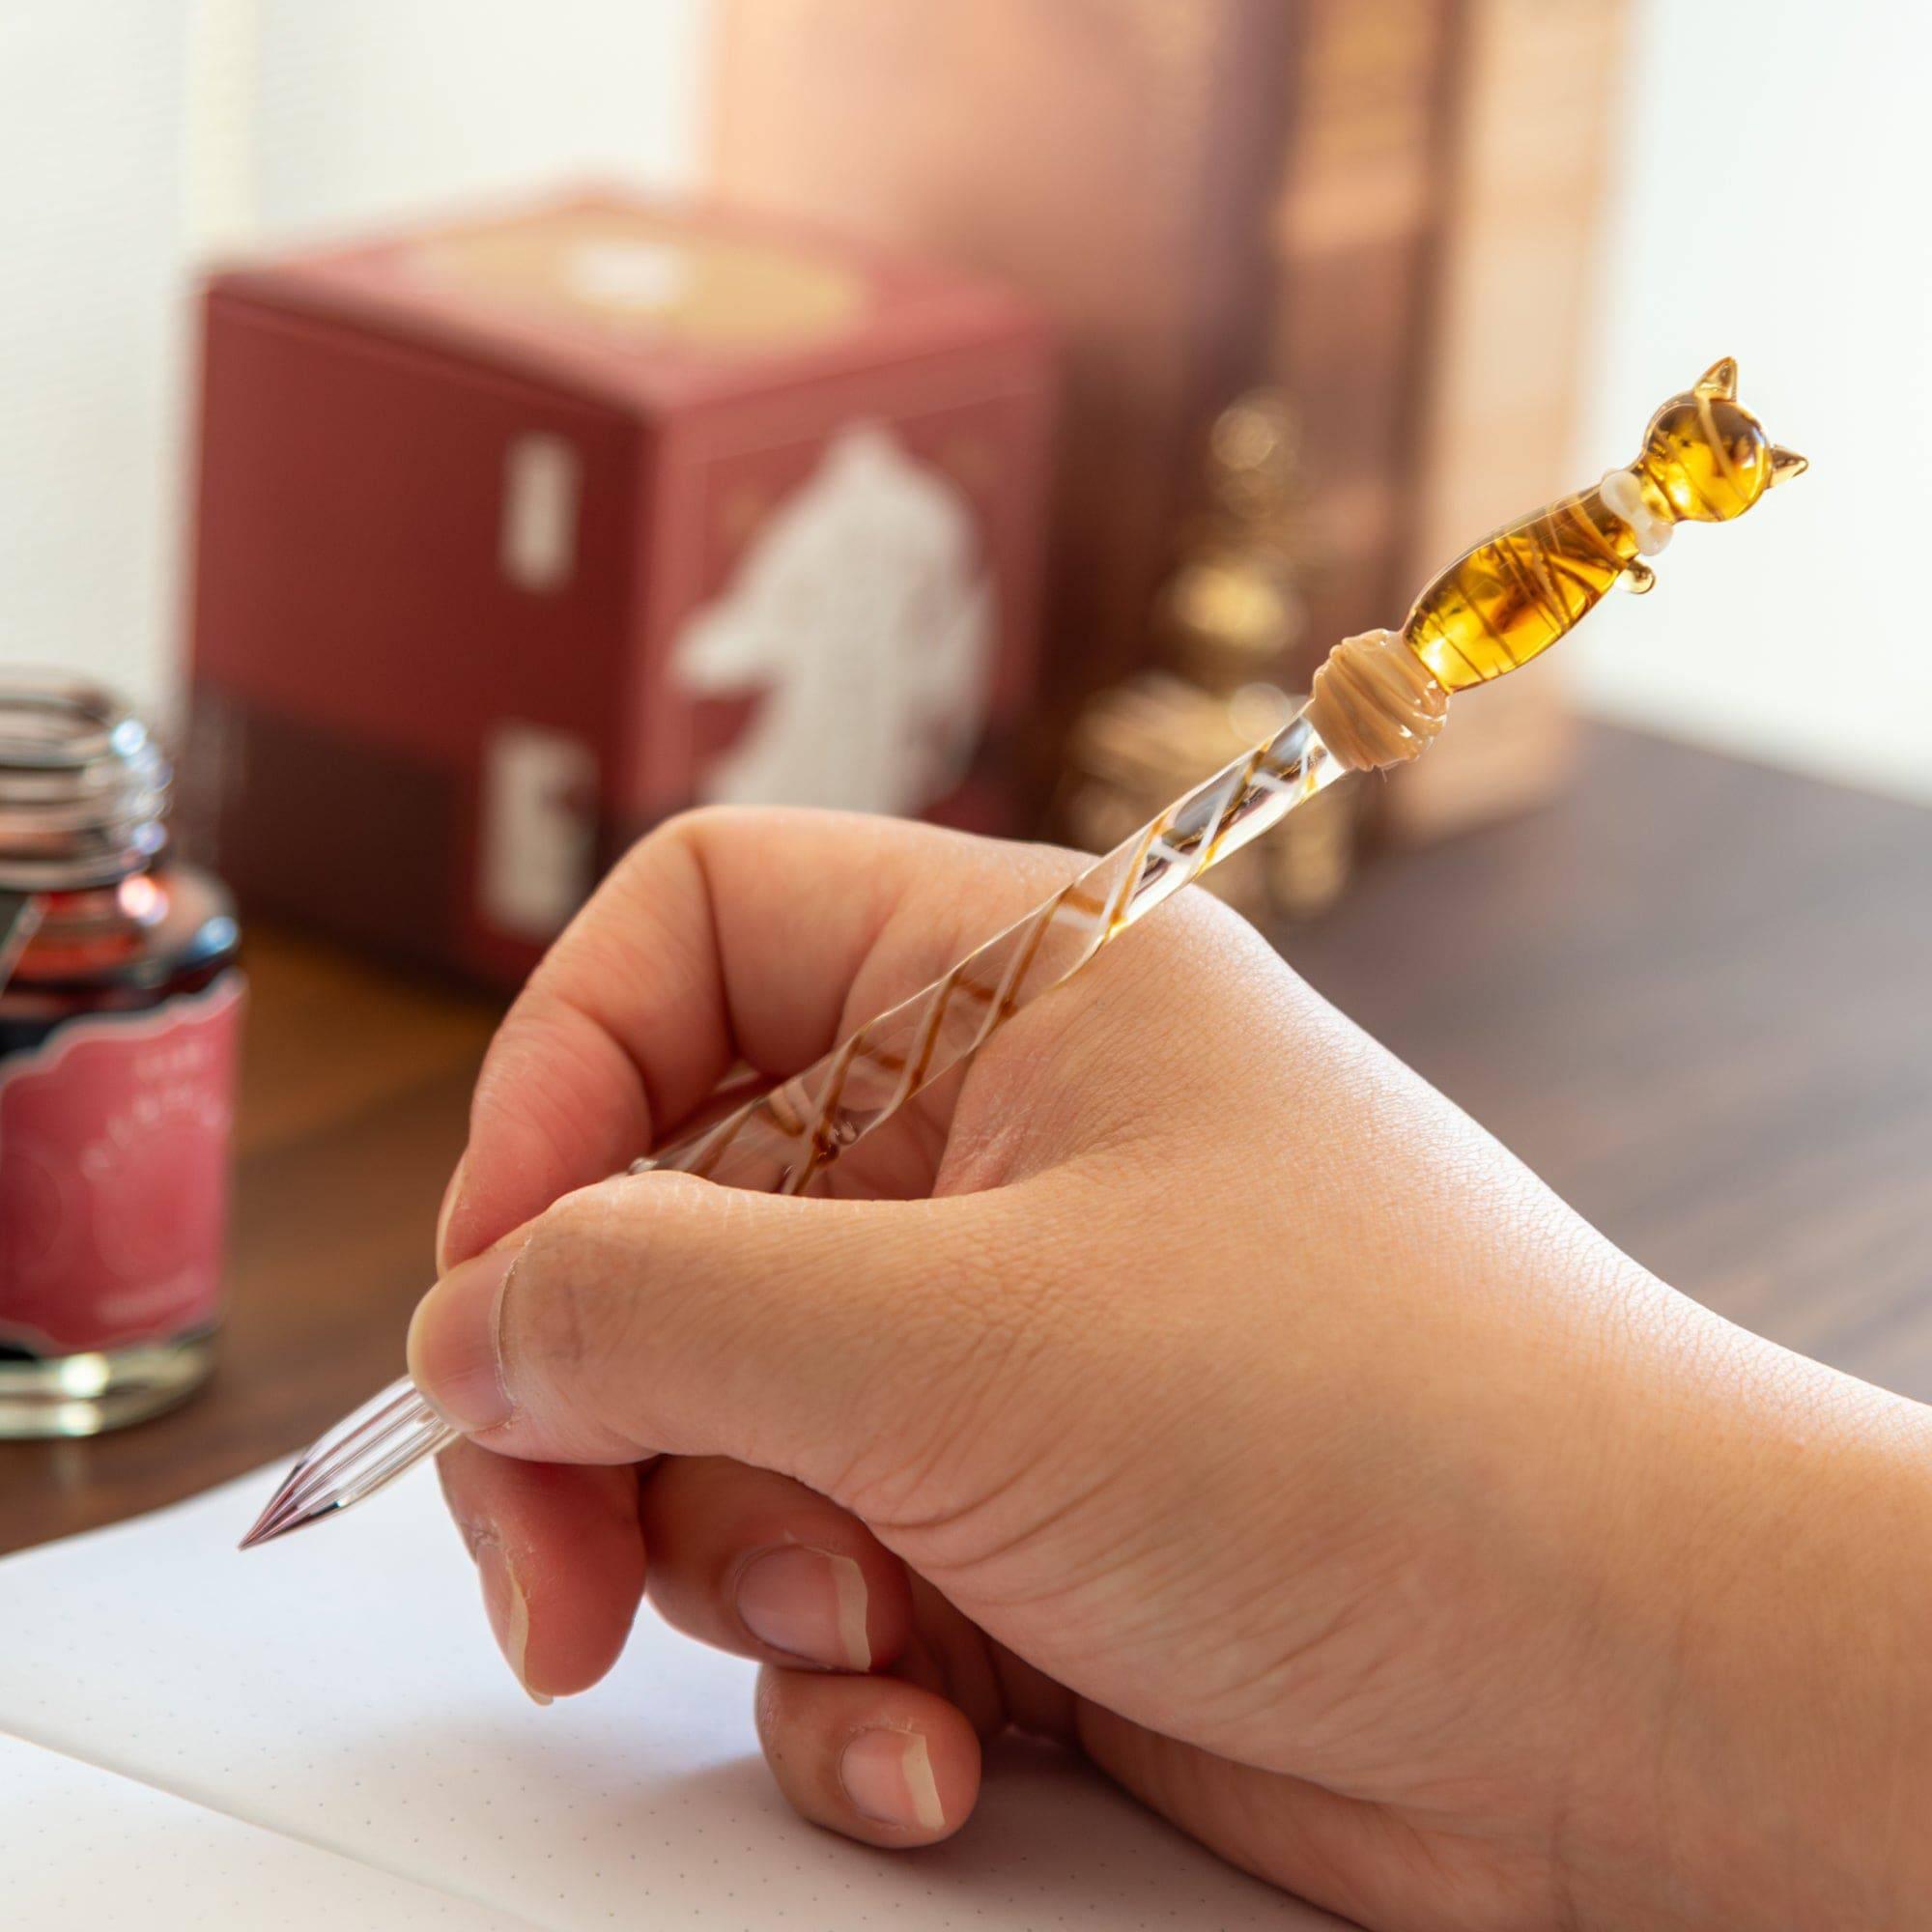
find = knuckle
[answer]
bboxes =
[502,1175,717,1431]
[1153,880,1281,979]
[509,1179,653,1377]
[611,804,749,887]
[543,808,733,968]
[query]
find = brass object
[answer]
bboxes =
[1062,390,1356,923]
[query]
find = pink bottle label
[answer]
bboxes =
[0,972,244,1354]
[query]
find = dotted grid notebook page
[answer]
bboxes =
[0,1732,533,1930]
[0,1466,1351,1931]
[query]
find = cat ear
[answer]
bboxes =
[1766,445,1809,488]
[1694,356,1739,401]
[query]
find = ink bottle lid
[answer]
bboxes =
[0,675,243,1436]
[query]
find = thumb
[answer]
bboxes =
[407,1170,1021,1500]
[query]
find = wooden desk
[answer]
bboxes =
[4,724,1928,1554]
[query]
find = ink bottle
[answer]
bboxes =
[0,678,243,1436]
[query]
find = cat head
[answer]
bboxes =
[1635,358,1806,523]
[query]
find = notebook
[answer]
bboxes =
[0,1464,1348,1929]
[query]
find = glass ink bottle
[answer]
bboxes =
[0,677,243,1436]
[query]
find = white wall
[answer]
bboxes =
[0,3,197,712]
[1,0,711,721]
[1571,0,1932,802]
[234,0,710,242]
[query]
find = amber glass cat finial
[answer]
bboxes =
[1308,358,1805,769]
[1404,356,1806,692]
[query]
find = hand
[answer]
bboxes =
[410,809,1932,1930]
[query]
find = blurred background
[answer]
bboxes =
[5,0,1927,817]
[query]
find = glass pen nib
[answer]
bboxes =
[240,1378,457,1549]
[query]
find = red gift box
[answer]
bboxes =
[185,190,1055,987]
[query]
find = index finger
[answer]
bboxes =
[439,806,1084,1268]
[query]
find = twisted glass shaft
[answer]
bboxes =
[242,709,1345,1544]
[641,708,1343,1195]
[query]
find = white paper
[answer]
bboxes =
[0,1732,533,1929]
[0,1465,1346,1929]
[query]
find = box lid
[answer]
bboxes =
[207,189,1044,415]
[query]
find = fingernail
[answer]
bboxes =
[839,1730,944,1832]
[434,1151,468,1273]
[474,1537,552,1705]
[736,1546,871,1671]
[407,1243,520,1434]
